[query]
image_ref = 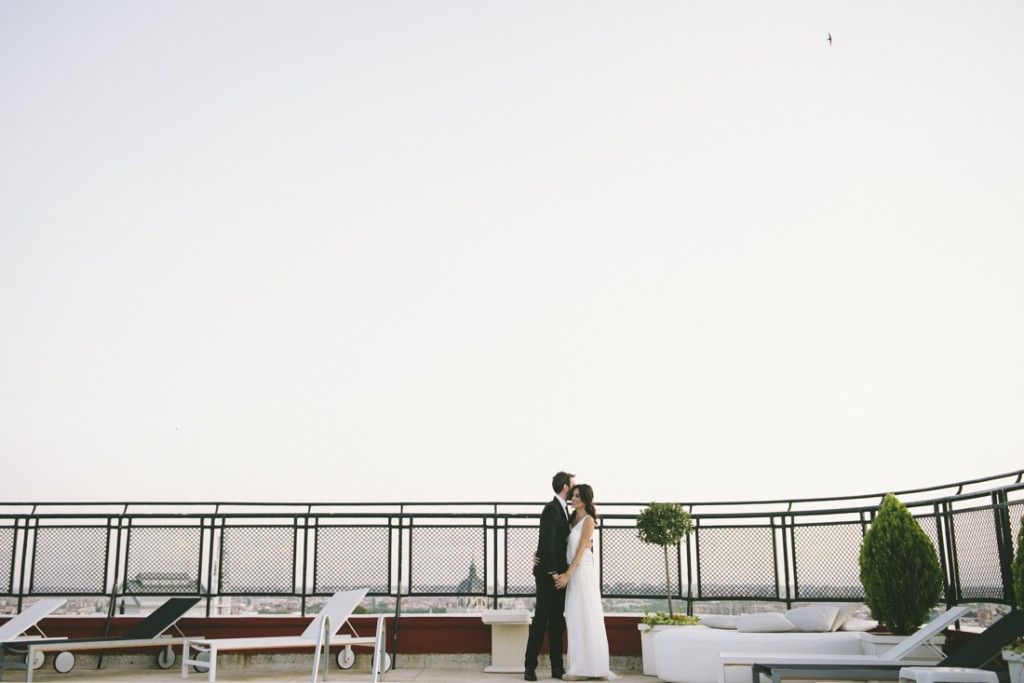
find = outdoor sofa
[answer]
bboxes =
[654,606,964,683]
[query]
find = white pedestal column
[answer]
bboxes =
[481,610,533,673]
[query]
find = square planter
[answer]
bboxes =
[1003,650,1024,683]
[638,623,698,677]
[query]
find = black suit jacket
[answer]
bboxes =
[534,497,570,577]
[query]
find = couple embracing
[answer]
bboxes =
[525,471,617,681]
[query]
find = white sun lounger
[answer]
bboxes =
[0,599,66,644]
[720,606,970,683]
[181,588,386,682]
[0,599,67,678]
[2,596,202,682]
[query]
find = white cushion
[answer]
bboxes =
[784,605,840,632]
[735,612,795,633]
[824,602,863,631]
[700,615,736,629]
[840,617,879,632]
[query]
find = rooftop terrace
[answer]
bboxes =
[1,470,1021,681]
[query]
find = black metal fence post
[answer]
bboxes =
[392,507,404,670]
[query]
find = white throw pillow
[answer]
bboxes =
[784,605,841,632]
[735,612,795,633]
[840,617,879,632]
[700,615,737,629]
[825,603,864,631]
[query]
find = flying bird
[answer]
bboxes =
[827,32,832,45]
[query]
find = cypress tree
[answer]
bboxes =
[859,493,943,635]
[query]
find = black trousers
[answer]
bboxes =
[524,572,566,672]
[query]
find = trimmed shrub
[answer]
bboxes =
[637,502,692,618]
[859,493,943,635]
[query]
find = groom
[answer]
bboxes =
[524,471,574,681]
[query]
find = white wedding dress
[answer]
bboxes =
[563,515,617,680]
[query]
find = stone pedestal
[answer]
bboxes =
[481,610,532,673]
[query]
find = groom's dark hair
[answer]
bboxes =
[552,471,574,494]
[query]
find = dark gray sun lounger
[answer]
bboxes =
[748,609,1024,683]
[0,596,201,682]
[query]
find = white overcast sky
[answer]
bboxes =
[1,1,1021,505]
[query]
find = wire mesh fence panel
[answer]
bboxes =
[313,525,390,594]
[220,526,296,594]
[0,525,14,595]
[1,482,1019,605]
[951,507,1004,601]
[697,525,777,599]
[409,525,486,595]
[123,525,202,594]
[792,522,865,600]
[31,526,108,594]
[915,514,943,552]
[600,526,681,598]
[505,526,539,596]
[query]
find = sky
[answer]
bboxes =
[1,1,1022,505]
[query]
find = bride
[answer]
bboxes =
[555,484,617,680]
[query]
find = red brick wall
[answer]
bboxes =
[3,614,643,656]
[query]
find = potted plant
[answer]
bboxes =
[635,502,694,675]
[1006,639,1024,683]
[1002,516,1024,683]
[859,493,943,636]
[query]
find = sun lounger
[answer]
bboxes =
[0,599,66,644]
[744,609,1024,683]
[722,606,969,676]
[181,588,388,682]
[718,605,1004,683]
[0,596,200,682]
[0,599,67,674]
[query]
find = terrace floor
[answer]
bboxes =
[16,668,648,682]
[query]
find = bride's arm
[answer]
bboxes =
[564,517,595,581]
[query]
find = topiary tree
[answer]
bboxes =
[637,502,692,618]
[1013,515,1024,610]
[859,493,943,635]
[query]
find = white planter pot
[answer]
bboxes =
[1003,650,1024,683]
[638,624,697,677]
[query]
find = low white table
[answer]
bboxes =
[899,667,999,683]
[481,610,532,673]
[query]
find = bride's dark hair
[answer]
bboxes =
[571,484,598,522]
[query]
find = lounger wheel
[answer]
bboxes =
[378,652,392,673]
[192,650,211,673]
[25,651,44,670]
[336,646,355,669]
[157,645,176,669]
[53,651,75,674]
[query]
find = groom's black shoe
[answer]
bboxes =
[524,670,537,681]
[551,668,565,680]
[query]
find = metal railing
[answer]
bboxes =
[1,469,1022,660]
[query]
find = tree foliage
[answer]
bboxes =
[637,502,693,617]
[637,502,692,547]
[859,493,943,635]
